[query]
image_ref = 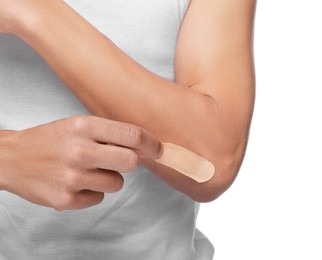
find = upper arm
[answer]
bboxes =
[175,0,257,122]
[173,0,257,198]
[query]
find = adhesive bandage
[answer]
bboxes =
[155,143,215,183]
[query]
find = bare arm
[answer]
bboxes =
[0,116,162,210]
[11,0,256,202]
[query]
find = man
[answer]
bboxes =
[0,0,256,259]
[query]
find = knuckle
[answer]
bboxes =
[54,192,77,211]
[63,170,82,191]
[68,143,89,166]
[128,126,144,147]
[122,150,139,172]
[69,115,91,134]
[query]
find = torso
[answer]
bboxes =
[0,1,214,259]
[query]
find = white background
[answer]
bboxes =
[197,0,322,259]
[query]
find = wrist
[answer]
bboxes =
[7,1,50,39]
[0,130,18,191]
[13,8,43,40]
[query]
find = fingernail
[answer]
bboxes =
[156,142,164,159]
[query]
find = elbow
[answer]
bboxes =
[188,98,251,203]
[189,142,246,203]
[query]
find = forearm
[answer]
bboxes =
[17,1,213,140]
[15,1,249,201]
[0,130,15,137]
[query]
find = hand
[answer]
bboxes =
[1,115,162,211]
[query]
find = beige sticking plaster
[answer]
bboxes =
[155,143,215,183]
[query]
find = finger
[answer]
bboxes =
[89,116,163,159]
[74,190,104,210]
[79,169,124,193]
[87,144,139,173]
[56,190,104,211]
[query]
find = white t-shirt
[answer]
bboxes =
[0,0,214,259]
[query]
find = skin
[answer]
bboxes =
[0,0,256,206]
[0,116,162,211]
